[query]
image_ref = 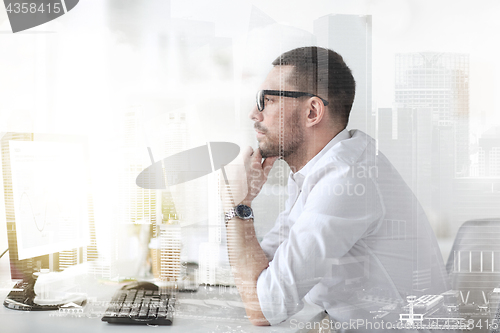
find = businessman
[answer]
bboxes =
[222,46,449,330]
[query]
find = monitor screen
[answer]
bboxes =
[1,133,94,280]
[9,140,89,260]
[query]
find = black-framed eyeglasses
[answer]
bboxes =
[256,89,329,112]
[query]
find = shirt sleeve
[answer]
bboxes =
[256,167,384,324]
[259,180,299,261]
[259,209,291,261]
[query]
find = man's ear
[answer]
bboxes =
[305,97,326,128]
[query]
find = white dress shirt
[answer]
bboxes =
[256,129,449,328]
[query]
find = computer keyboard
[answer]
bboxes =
[101,287,175,325]
[4,280,61,311]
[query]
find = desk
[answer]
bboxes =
[0,277,325,333]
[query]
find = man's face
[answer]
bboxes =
[249,66,305,159]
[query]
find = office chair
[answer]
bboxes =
[446,218,500,308]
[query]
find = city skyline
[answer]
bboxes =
[1,1,499,137]
[166,0,500,132]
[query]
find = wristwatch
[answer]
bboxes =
[225,204,254,223]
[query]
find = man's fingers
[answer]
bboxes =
[252,147,262,160]
[242,146,254,163]
[243,146,254,156]
[250,148,263,168]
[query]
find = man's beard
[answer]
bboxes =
[255,115,304,159]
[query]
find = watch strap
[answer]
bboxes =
[225,207,237,223]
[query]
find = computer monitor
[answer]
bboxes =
[1,132,96,310]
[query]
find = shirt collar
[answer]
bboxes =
[290,129,351,190]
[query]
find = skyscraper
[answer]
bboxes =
[476,126,500,177]
[451,126,500,235]
[391,52,470,236]
[395,52,470,176]
[377,107,438,232]
[314,14,373,136]
[122,110,158,225]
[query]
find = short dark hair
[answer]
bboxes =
[272,46,355,128]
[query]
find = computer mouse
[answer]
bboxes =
[121,281,159,291]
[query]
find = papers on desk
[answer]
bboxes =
[34,292,87,307]
[33,263,88,306]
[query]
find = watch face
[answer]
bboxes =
[236,204,253,219]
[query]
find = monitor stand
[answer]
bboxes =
[3,274,62,311]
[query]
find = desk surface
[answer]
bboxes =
[0,277,324,333]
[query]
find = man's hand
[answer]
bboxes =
[242,147,279,205]
[221,147,277,326]
[221,147,278,209]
